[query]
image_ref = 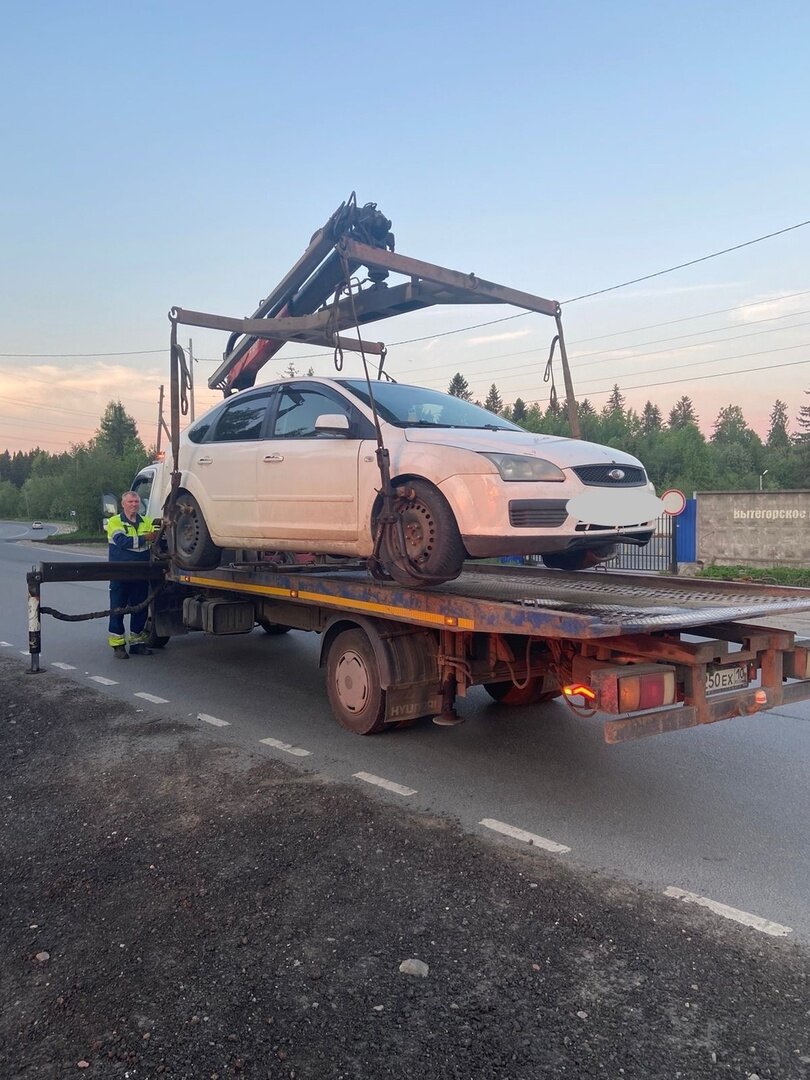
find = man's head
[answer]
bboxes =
[120,491,141,518]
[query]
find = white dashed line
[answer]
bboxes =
[51,662,77,671]
[197,713,231,728]
[260,737,311,758]
[19,651,29,657]
[0,641,13,647]
[353,771,417,797]
[479,818,571,854]
[89,676,118,686]
[663,886,792,937]
[134,692,169,704]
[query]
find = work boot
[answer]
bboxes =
[112,645,129,659]
[129,644,153,656]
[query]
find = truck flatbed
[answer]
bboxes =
[168,561,810,639]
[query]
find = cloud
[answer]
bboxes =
[465,329,531,346]
[735,291,810,323]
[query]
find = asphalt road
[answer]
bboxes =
[3,523,809,943]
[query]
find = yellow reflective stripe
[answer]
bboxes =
[179,574,475,630]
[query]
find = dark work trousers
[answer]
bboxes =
[108,578,149,647]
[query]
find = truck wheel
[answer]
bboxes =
[484,677,561,706]
[325,628,387,735]
[173,493,221,570]
[257,618,292,635]
[379,480,465,588]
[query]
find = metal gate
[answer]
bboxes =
[605,514,675,573]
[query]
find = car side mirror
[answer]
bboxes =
[101,493,118,517]
[314,413,350,435]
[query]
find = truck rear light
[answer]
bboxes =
[562,683,597,702]
[618,671,676,712]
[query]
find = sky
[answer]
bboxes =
[1,0,809,455]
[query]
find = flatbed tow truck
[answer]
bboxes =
[25,196,810,742]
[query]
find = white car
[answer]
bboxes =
[158,378,658,586]
[31,520,44,530]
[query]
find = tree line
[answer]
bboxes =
[1,380,808,532]
[448,373,810,494]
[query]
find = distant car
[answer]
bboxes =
[31,521,43,530]
[158,377,659,587]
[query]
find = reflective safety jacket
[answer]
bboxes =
[106,512,154,562]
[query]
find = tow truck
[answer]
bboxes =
[25,196,810,741]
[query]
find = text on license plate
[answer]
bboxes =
[705,666,748,693]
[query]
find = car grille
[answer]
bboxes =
[508,500,569,528]
[573,464,646,486]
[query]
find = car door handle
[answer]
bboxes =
[197,455,213,465]
[263,453,284,462]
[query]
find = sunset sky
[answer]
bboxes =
[1,1,808,454]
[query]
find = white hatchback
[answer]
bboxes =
[169,378,659,586]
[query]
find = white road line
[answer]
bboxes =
[89,676,118,686]
[353,771,417,797]
[479,818,571,854]
[134,692,169,704]
[197,713,231,728]
[0,641,13,647]
[663,886,792,937]
[260,737,311,758]
[19,651,29,657]
[51,662,77,670]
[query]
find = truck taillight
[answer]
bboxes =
[618,671,676,712]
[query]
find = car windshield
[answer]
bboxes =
[337,380,520,431]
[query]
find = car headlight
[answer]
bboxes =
[480,453,565,482]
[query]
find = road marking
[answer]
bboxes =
[260,737,311,758]
[353,771,417,796]
[198,713,230,728]
[19,651,29,657]
[0,641,13,647]
[89,676,118,686]
[479,818,571,854]
[663,886,792,937]
[51,662,77,670]
[134,692,169,704]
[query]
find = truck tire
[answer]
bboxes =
[325,628,387,735]
[379,480,465,588]
[484,677,561,706]
[173,493,221,570]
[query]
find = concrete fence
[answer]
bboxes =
[696,490,810,568]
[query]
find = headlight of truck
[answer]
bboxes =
[480,453,566,482]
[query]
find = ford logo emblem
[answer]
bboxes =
[608,468,625,480]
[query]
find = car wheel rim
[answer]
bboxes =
[399,499,436,565]
[334,650,370,715]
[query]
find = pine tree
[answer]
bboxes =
[766,400,790,449]
[640,400,663,434]
[668,396,699,430]
[511,397,527,423]
[577,398,596,418]
[796,386,810,441]
[484,384,503,414]
[94,402,144,458]
[603,384,625,416]
[447,373,472,400]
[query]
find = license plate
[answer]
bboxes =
[705,666,748,693]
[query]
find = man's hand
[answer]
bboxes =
[144,530,158,543]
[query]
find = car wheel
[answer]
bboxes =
[378,480,465,588]
[172,493,221,570]
[257,618,292,635]
[542,545,617,571]
[483,677,561,706]
[325,628,387,734]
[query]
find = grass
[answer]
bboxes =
[697,565,810,588]
[43,533,105,545]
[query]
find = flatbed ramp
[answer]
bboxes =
[171,562,810,638]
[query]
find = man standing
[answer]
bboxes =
[107,490,156,658]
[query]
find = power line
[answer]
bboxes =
[0,348,165,358]
[568,356,810,400]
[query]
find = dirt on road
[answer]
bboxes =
[1,654,808,1079]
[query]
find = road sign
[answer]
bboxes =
[660,489,687,516]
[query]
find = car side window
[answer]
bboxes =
[271,387,353,439]
[212,396,269,442]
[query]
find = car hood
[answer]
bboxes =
[401,427,643,468]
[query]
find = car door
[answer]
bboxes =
[193,392,271,539]
[256,384,366,543]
